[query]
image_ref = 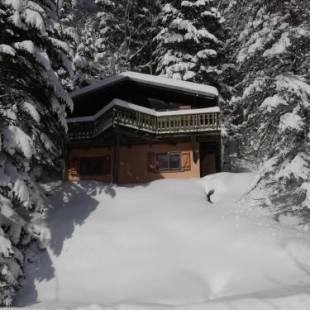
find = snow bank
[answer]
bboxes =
[8,293,310,309]
[15,173,310,309]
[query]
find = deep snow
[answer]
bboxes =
[13,173,310,309]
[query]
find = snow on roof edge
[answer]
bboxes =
[70,72,219,100]
[121,71,219,98]
[70,75,128,99]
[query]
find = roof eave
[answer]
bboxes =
[70,75,129,100]
[70,72,219,101]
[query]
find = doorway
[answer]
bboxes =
[200,142,219,177]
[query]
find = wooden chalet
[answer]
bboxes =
[66,72,222,184]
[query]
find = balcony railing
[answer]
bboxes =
[68,99,220,140]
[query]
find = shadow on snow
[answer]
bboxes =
[16,180,150,306]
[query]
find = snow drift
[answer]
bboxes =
[14,173,310,309]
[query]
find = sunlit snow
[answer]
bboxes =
[14,173,310,310]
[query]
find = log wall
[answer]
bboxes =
[66,142,201,184]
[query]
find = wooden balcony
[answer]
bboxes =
[68,99,220,140]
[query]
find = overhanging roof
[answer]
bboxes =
[71,74,128,100]
[120,72,218,99]
[71,72,218,100]
[70,72,219,117]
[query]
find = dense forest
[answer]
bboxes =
[0,0,309,305]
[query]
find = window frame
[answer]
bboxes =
[79,155,111,176]
[155,151,181,172]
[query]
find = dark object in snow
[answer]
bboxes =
[207,190,215,204]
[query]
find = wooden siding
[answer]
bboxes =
[67,148,113,182]
[118,143,200,184]
[66,142,200,184]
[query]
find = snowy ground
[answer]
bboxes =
[12,173,310,309]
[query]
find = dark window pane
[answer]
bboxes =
[80,157,103,176]
[169,153,181,169]
[156,153,169,170]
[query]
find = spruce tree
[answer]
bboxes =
[0,0,72,304]
[94,0,161,76]
[95,0,130,73]
[128,0,161,73]
[60,0,160,86]
[154,0,224,83]
[222,0,310,221]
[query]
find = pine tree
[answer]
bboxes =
[128,0,161,73]
[70,1,106,87]
[60,0,160,87]
[95,0,130,74]
[0,0,72,304]
[94,0,161,76]
[153,0,224,83]
[222,0,310,221]
[73,17,104,86]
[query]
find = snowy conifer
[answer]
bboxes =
[223,0,310,221]
[95,0,130,74]
[94,0,161,75]
[154,0,224,83]
[0,0,72,304]
[128,0,161,73]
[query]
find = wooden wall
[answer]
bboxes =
[119,142,200,184]
[67,147,113,182]
[66,142,200,184]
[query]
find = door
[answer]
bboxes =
[200,152,216,177]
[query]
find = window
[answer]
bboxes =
[79,155,111,176]
[155,152,181,171]
[169,153,181,169]
[156,153,169,170]
[148,151,190,173]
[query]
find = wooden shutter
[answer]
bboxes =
[147,152,156,173]
[181,152,191,171]
[103,155,112,175]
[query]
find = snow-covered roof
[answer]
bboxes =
[120,72,218,99]
[71,71,218,100]
[71,74,127,99]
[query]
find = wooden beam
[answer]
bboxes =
[112,132,120,184]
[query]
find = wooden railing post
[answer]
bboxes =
[69,106,221,139]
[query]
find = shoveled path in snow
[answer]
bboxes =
[15,173,310,309]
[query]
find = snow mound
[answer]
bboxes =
[15,173,310,309]
[203,172,257,203]
[285,239,310,273]
[8,294,310,310]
